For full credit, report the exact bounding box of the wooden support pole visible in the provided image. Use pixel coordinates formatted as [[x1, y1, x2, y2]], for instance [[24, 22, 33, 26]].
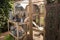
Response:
[[8, 20, 9, 32], [29, 0, 33, 40], [16, 23, 19, 40]]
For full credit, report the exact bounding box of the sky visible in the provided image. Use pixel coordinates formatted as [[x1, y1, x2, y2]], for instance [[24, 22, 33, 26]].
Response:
[[16, 0, 44, 9], [20, 0, 29, 9]]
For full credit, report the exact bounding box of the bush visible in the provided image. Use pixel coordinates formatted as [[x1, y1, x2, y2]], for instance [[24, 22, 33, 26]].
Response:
[[4, 35, 14, 40], [0, 0, 13, 32]]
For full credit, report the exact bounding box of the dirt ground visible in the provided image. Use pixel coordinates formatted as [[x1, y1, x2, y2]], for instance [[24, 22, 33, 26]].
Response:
[[0, 32, 9, 40]]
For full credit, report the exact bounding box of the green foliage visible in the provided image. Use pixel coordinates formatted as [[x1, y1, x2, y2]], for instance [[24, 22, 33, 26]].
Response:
[[4, 35, 14, 40], [47, 0, 55, 4], [0, 0, 13, 32]]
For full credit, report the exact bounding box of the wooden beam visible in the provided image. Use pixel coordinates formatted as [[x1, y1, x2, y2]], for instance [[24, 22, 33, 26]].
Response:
[[29, 0, 33, 40]]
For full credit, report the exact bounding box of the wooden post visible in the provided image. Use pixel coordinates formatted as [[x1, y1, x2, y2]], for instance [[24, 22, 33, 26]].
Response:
[[29, 0, 33, 40], [8, 20, 9, 32], [16, 23, 19, 40], [43, 4, 46, 40]]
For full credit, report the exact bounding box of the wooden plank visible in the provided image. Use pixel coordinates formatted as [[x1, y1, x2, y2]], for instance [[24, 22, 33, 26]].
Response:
[[9, 32, 26, 39], [9, 32, 17, 39], [8, 20, 27, 25], [33, 14, 39, 16], [29, 0, 33, 40]]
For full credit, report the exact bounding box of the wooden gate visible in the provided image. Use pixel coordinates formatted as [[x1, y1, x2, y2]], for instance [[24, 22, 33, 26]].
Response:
[[45, 3, 60, 40]]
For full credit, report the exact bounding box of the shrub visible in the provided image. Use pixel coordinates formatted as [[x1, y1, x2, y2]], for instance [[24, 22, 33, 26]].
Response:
[[4, 35, 14, 40], [0, 0, 13, 32]]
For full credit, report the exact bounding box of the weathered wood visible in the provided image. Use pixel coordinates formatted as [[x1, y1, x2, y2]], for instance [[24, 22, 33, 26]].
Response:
[[29, 0, 33, 40], [8, 20, 27, 40], [45, 3, 60, 40]]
